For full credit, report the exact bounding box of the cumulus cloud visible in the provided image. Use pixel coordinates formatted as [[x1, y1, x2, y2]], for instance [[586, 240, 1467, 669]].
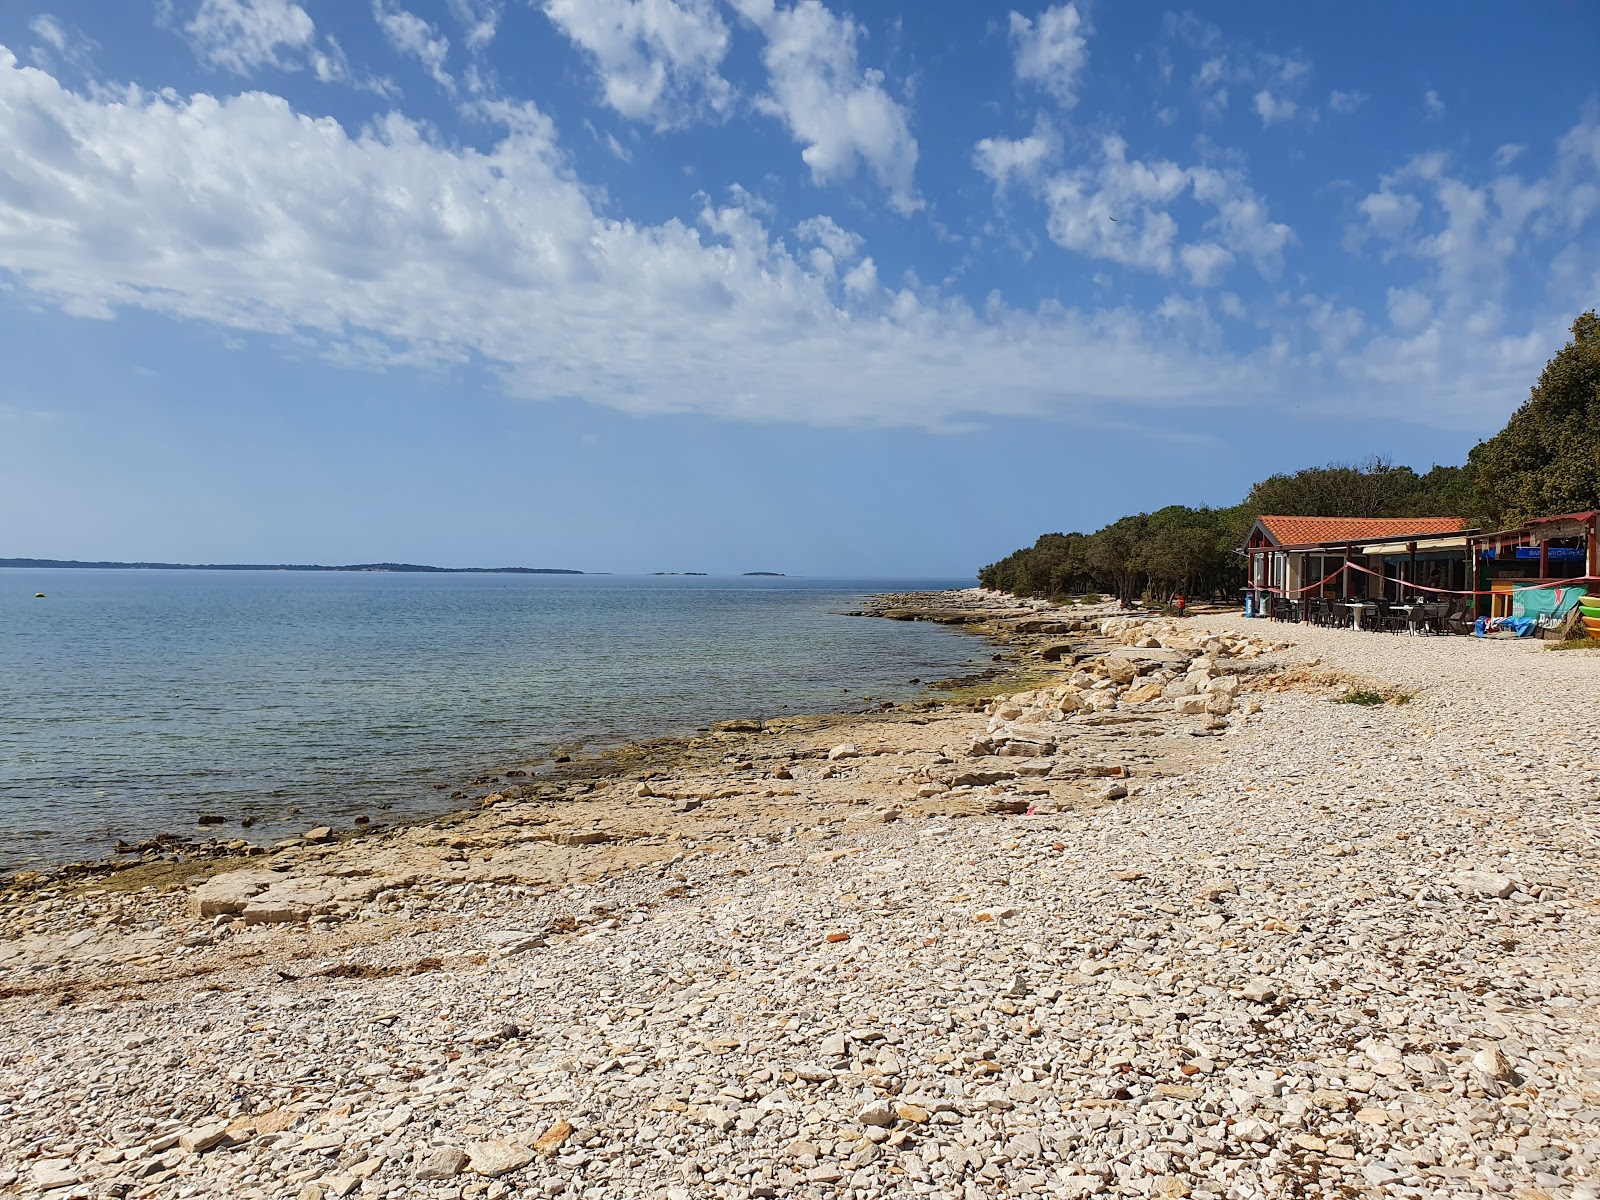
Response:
[[1008, 4, 1088, 107], [735, 0, 920, 215], [542, 0, 731, 128], [181, 0, 315, 74], [973, 118, 1058, 191], [1252, 89, 1296, 126], [1423, 88, 1445, 118], [1019, 135, 1290, 280], [373, 1, 454, 91], [1352, 188, 1422, 246], [1179, 242, 1233, 287]]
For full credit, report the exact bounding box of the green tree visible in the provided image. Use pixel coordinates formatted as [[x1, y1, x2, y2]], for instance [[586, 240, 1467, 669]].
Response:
[[1468, 311, 1600, 526]]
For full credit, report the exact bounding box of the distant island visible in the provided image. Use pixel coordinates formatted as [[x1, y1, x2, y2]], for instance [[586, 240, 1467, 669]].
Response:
[[742, 572, 785, 576], [649, 571, 708, 576], [1, 558, 583, 574]]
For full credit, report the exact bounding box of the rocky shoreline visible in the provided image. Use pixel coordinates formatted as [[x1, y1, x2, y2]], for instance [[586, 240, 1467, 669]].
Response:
[[3, 592, 1598, 1199]]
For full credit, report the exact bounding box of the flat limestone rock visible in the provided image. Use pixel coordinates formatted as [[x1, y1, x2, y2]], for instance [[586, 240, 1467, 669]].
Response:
[[1105, 647, 1191, 667], [189, 870, 280, 918], [242, 880, 335, 924], [32, 1159, 81, 1190], [414, 1147, 468, 1181], [467, 1139, 533, 1178]]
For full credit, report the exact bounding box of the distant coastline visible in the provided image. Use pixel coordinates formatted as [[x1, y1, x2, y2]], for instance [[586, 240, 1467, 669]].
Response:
[[0, 558, 583, 574]]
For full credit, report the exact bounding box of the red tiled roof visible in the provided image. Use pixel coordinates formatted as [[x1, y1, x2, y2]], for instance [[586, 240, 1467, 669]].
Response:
[[1255, 515, 1470, 548]]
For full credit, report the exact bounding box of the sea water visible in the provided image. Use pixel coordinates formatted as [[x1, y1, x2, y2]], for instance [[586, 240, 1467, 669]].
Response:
[[0, 570, 986, 869]]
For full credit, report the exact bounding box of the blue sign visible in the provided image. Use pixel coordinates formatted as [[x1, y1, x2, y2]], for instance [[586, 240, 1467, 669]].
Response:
[[1479, 546, 1583, 560]]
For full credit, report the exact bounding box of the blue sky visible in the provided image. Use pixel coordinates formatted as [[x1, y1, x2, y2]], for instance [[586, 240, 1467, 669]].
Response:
[[1, 1, 1596, 575]]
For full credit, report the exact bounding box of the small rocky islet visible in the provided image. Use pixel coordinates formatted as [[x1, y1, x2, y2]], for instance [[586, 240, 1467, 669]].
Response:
[[2, 590, 1598, 1199]]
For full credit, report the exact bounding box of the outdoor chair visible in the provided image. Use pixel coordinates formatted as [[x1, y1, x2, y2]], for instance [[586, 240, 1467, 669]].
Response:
[[1423, 602, 1448, 634]]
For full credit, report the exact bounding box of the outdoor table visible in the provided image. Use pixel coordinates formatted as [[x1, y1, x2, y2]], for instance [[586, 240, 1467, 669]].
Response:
[[1342, 602, 1376, 629]]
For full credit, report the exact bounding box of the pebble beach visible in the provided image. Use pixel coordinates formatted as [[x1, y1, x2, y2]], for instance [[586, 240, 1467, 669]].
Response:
[[3, 594, 1599, 1200]]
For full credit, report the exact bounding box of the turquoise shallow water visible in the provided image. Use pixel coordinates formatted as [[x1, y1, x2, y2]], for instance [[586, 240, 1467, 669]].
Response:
[[0, 571, 984, 869]]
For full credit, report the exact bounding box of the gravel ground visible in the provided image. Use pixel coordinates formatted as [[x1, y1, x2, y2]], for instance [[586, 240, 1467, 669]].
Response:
[[2, 610, 1597, 1200]]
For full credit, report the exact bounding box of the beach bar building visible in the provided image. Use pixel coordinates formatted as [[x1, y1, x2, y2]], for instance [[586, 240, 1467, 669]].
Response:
[[1467, 511, 1600, 618], [1243, 516, 1474, 616]]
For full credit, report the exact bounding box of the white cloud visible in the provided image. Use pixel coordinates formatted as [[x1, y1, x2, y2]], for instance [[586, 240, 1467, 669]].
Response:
[[1423, 88, 1445, 118], [1494, 143, 1525, 169], [795, 215, 862, 262], [1000, 135, 1289, 280], [29, 15, 67, 54], [181, 0, 314, 74], [1328, 88, 1366, 114], [1008, 4, 1088, 107], [374, 1, 454, 91], [542, 0, 730, 129], [1252, 89, 1296, 126], [736, 0, 920, 215], [1179, 241, 1233, 287], [1039, 136, 1189, 273], [1166, 15, 1312, 123], [1385, 286, 1432, 331], [973, 118, 1058, 190], [1303, 297, 1365, 360], [1353, 188, 1422, 245], [1189, 167, 1293, 276], [447, 0, 502, 51], [27, 13, 97, 76]]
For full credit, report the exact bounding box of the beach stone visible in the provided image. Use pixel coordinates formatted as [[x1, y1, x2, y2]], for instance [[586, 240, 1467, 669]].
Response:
[[31, 1160, 80, 1190], [415, 1147, 468, 1180], [1240, 977, 1276, 1003], [1452, 870, 1517, 899], [1474, 1047, 1516, 1081], [532, 1119, 574, 1155], [857, 1099, 896, 1127], [467, 1139, 533, 1178], [826, 744, 861, 760], [179, 1123, 230, 1153], [484, 930, 544, 957], [1172, 695, 1208, 716]]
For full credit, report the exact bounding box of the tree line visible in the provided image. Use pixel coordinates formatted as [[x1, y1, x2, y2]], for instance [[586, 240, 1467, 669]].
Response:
[[979, 310, 1600, 602]]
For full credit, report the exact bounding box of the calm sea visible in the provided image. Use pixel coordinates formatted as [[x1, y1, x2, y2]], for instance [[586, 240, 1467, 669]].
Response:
[[0, 570, 985, 870]]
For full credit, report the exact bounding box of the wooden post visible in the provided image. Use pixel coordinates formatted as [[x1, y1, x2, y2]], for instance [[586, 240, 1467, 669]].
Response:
[[1589, 516, 1599, 580], [1539, 539, 1549, 580]]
